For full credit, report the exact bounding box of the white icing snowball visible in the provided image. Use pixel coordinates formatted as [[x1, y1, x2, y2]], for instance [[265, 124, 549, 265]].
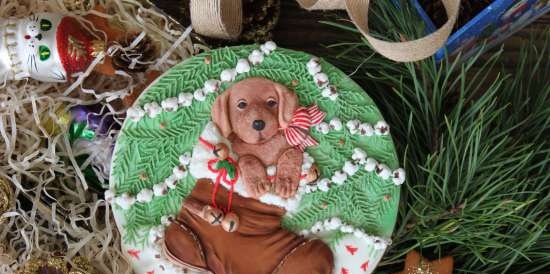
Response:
[[220, 68, 237, 82], [173, 165, 188, 179], [300, 229, 311, 236], [179, 152, 192, 166], [375, 121, 390, 135], [262, 41, 277, 54], [315, 122, 330, 134], [178, 92, 194, 107], [392, 168, 406, 185], [104, 188, 116, 202], [193, 89, 207, 101], [314, 73, 329, 88], [136, 188, 154, 203], [308, 65, 321, 76], [266, 165, 277, 177], [153, 183, 168, 196], [317, 178, 331, 192], [311, 222, 324, 233], [340, 224, 354, 233], [375, 163, 391, 179], [364, 158, 378, 172], [127, 106, 145, 122], [358, 123, 374, 136], [144, 102, 162, 118], [165, 175, 178, 189], [352, 148, 367, 164], [161, 215, 173, 226], [324, 217, 343, 230], [248, 50, 264, 65], [307, 57, 320, 69], [235, 59, 251, 74], [329, 117, 343, 131], [343, 161, 359, 176], [331, 171, 348, 185], [204, 79, 221, 93], [346, 120, 361, 134], [161, 97, 179, 112], [115, 193, 135, 210], [301, 160, 312, 171], [321, 85, 338, 101]]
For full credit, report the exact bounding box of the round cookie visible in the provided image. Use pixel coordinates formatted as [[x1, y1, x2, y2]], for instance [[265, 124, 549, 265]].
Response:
[[110, 42, 404, 274]]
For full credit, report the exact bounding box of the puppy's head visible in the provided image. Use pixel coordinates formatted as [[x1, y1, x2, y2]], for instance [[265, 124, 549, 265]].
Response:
[[212, 77, 298, 144]]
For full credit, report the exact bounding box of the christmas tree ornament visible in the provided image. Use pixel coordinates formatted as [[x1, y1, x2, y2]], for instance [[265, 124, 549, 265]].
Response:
[[0, 13, 107, 82], [0, 178, 14, 224], [393, 250, 454, 274]]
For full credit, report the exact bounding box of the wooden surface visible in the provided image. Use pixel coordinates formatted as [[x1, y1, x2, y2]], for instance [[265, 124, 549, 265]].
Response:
[[152, 0, 549, 61]]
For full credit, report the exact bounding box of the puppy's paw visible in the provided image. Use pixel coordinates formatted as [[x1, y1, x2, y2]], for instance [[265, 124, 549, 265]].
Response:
[[245, 178, 272, 198], [274, 176, 299, 198]]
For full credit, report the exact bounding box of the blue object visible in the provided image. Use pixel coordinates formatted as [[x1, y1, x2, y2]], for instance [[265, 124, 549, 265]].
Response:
[[409, 0, 550, 61]]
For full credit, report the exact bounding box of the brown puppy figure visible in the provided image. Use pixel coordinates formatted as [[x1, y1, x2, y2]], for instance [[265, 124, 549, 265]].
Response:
[[212, 77, 303, 199]]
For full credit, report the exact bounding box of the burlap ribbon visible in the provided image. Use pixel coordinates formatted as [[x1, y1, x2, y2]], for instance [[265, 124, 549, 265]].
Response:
[[190, 0, 460, 62]]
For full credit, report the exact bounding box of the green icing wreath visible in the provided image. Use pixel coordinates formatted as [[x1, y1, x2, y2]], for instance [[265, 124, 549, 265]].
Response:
[[110, 45, 400, 246]]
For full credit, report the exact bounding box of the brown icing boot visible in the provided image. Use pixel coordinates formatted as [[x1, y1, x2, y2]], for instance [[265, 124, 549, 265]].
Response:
[[271, 239, 334, 274], [163, 220, 211, 273]]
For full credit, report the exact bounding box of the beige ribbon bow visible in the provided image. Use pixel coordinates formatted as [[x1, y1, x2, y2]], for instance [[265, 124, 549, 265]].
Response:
[[190, 0, 460, 62]]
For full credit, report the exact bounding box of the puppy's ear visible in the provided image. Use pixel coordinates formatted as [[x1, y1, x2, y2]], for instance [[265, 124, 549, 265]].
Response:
[[212, 91, 232, 137], [274, 82, 298, 129]]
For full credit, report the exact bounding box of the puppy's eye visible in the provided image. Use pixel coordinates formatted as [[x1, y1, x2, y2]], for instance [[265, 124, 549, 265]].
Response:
[[267, 99, 277, 108], [237, 100, 247, 109]]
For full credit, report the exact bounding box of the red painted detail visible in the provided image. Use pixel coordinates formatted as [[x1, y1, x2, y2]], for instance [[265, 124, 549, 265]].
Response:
[[146, 271, 154, 274], [345, 245, 358, 255], [56, 16, 95, 75], [127, 249, 141, 260], [24, 35, 31, 40], [360, 261, 369, 272], [341, 267, 350, 274]]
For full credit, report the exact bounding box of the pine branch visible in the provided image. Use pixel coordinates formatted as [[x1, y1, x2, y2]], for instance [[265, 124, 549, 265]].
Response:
[[325, 1, 550, 273]]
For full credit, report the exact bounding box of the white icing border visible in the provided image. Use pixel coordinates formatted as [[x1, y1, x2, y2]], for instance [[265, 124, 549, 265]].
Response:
[[106, 152, 192, 209], [127, 41, 278, 122], [315, 117, 391, 136]]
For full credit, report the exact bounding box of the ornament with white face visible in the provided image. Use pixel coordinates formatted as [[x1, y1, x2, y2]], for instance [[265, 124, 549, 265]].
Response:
[[1, 13, 100, 82]]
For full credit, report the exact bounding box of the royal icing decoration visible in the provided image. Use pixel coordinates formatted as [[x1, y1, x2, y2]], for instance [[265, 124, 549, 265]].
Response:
[[127, 41, 278, 122], [307, 57, 339, 101], [107, 151, 192, 208]]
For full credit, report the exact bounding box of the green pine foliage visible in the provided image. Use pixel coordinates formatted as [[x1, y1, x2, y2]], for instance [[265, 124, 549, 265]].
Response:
[[325, 1, 549, 273]]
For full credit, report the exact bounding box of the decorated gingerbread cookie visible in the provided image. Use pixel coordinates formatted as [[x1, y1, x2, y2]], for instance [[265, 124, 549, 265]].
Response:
[[109, 42, 405, 274]]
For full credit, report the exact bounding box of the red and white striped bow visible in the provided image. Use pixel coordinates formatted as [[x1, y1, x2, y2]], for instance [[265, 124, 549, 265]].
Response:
[[283, 105, 326, 151]]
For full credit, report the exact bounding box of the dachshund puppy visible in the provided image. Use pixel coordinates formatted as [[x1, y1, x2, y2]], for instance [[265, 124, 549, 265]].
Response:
[[212, 77, 303, 199]]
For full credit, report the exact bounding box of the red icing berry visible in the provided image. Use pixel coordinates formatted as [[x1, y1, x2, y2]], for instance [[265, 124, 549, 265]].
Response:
[[24, 35, 31, 40]]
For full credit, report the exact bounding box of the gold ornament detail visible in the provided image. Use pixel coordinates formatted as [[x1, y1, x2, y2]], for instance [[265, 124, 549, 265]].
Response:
[[14, 256, 100, 274], [0, 178, 14, 224], [67, 36, 87, 61], [90, 40, 106, 57]]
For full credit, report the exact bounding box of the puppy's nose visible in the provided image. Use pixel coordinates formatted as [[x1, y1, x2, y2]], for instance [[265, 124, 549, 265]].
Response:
[[252, 120, 266, 131]]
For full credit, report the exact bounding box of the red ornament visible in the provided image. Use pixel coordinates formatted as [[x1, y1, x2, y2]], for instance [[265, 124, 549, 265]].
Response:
[[56, 16, 96, 75]]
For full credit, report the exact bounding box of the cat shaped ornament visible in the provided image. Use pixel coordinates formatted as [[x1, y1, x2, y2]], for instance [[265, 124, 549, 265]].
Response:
[[0, 13, 105, 82]]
